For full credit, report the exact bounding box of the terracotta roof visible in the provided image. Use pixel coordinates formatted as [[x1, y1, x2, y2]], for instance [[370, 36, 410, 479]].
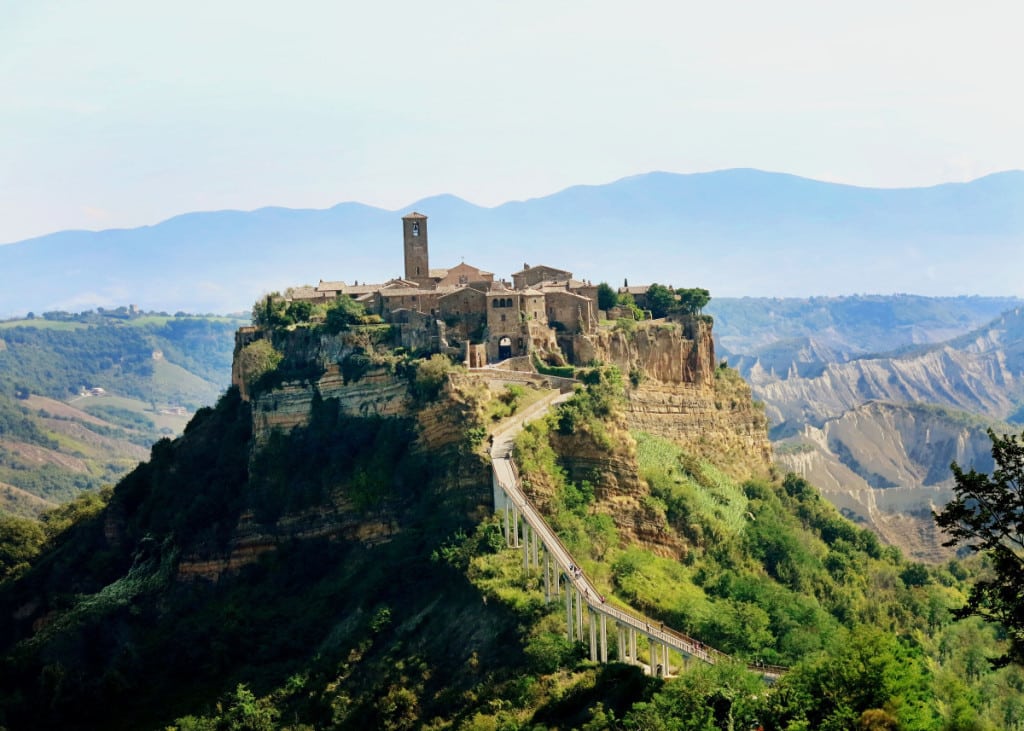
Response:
[[402, 211, 428, 219], [520, 288, 544, 296], [429, 268, 449, 278]]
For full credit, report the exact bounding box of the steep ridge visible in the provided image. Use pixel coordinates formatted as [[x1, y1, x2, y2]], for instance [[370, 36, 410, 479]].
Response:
[[775, 401, 1002, 561], [753, 307, 1024, 433], [573, 317, 772, 480]]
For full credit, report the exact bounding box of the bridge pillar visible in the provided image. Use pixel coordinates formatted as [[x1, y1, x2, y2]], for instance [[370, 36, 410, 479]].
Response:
[[649, 637, 656, 676], [629, 627, 637, 662], [532, 530, 540, 568], [576, 588, 584, 639], [600, 613, 608, 663], [522, 523, 529, 572], [543, 553, 550, 602], [589, 610, 598, 662], [565, 582, 573, 642], [617, 624, 626, 661], [504, 502, 511, 546], [512, 507, 520, 547]]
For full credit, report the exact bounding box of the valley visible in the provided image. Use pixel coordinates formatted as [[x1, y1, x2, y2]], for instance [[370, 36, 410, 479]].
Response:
[[712, 297, 1024, 561]]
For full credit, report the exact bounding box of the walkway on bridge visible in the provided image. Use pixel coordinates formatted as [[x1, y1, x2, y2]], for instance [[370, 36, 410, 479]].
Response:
[[487, 389, 785, 681]]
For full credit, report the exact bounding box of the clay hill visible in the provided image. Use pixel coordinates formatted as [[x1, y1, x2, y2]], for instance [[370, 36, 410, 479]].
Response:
[[712, 298, 1024, 562]]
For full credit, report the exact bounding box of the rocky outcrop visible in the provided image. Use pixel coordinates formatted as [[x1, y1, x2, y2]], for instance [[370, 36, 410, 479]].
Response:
[[235, 327, 413, 443], [251, 365, 409, 443], [573, 317, 715, 387], [574, 318, 771, 480], [176, 505, 399, 581]]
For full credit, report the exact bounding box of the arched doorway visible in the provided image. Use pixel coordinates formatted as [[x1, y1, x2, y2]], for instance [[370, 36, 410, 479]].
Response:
[[498, 336, 513, 360]]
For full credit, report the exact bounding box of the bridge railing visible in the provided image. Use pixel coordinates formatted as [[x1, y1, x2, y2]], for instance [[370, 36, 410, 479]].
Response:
[[496, 453, 786, 679]]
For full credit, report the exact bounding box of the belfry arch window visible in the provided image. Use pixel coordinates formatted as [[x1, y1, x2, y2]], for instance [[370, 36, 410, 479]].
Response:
[[412, 222, 419, 237]]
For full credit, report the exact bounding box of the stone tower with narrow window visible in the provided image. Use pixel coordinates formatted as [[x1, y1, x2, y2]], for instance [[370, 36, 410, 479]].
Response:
[[402, 212, 430, 288]]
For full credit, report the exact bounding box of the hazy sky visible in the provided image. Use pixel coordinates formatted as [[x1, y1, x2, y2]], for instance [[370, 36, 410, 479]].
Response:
[[2, 0, 1021, 243]]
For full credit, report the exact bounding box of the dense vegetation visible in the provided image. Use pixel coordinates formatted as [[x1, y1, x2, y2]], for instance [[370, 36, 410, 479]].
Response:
[[0, 313, 241, 405], [0, 311, 243, 515], [936, 428, 1024, 666], [0, 344, 1022, 728]]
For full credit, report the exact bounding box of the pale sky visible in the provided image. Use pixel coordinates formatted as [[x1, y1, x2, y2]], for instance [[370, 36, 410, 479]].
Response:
[[1, 0, 1022, 244]]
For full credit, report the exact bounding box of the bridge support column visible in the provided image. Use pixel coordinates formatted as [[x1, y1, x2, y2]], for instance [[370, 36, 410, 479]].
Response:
[[543, 553, 550, 602], [576, 588, 584, 639], [600, 614, 608, 663], [629, 627, 637, 662], [512, 507, 520, 547], [589, 610, 598, 662], [532, 530, 540, 568], [617, 625, 625, 661], [522, 523, 529, 572], [649, 637, 657, 676], [565, 582, 574, 642]]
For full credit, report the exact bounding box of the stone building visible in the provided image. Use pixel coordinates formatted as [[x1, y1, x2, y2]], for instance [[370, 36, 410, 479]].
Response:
[[283, 212, 602, 365]]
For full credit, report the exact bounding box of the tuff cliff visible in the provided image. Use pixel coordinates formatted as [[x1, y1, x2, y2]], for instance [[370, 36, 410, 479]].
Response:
[[573, 317, 772, 480], [173, 326, 489, 581]]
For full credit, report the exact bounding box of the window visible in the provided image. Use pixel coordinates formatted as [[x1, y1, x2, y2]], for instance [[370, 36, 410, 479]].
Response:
[[412, 222, 419, 237]]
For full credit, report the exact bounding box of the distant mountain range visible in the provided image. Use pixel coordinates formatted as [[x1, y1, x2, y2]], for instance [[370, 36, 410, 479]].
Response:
[[1, 168, 1022, 317]]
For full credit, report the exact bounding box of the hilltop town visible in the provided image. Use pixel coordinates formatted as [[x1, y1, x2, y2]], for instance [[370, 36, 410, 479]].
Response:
[[283, 213, 627, 366]]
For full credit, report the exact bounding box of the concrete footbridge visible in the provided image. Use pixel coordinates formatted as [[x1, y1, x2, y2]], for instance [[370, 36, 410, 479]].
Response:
[[488, 390, 785, 681]]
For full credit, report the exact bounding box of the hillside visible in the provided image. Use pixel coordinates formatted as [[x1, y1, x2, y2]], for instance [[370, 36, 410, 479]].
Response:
[[2, 169, 1023, 317], [0, 318, 1021, 729], [713, 301, 1024, 561], [0, 312, 244, 513]]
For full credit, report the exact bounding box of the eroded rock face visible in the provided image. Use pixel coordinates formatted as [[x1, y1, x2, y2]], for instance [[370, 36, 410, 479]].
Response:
[[574, 318, 715, 387], [176, 506, 399, 581], [575, 319, 772, 480], [251, 365, 410, 443], [235, 328, 413, 443]]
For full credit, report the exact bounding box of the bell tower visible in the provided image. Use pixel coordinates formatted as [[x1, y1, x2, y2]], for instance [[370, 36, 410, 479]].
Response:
[[402, 212, 430, 288]]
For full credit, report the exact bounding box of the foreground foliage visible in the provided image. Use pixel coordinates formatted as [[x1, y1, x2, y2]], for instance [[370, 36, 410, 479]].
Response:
[[936, 428, 1024, 666]]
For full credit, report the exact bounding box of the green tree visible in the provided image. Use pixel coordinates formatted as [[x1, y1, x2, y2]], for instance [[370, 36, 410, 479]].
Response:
[[236, 339, 283, 392], [645, 283, 676, 319], [322, 295, 366, 334], [251, 293, 292, 328], [675, 287, 711, 315], [0, 512, 46, 580], [411, 354, 454, 402], [596, 282, 618, 311], [935, 428, 1024, 665], [285, 299, 313, 323]]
